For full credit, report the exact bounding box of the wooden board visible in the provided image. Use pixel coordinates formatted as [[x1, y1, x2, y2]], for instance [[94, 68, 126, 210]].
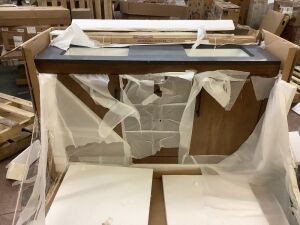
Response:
[[0, 93, 34, 143], [72, 19, 235, 31], [162, 175, 269, 225], [0, 130, 32, 161], [46, 164, 153, 225]]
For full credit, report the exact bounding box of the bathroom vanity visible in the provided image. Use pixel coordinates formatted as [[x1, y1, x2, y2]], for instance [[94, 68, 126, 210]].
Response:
[[33, 43, 280, 160]]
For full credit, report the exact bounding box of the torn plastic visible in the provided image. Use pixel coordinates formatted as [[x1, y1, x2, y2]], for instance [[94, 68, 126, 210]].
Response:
[[6, 140, 41, 181], [187, 79, 299, 225], [179, 70, 250, 162], [120, 73, 194, 158], [251, 76, 277, 100], [50, 23, 100, 50], [71, 74, 140, 140], [13, 69, 300, 225], [192, 26, 206, 49]]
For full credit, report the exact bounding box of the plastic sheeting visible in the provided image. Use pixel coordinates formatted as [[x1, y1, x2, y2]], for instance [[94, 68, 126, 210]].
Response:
[[179, 70, 249, 162], [13, 70, 300, 225], [200, 80, 299, 224]]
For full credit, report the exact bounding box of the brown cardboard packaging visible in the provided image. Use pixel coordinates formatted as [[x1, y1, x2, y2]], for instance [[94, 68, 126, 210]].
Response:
[[1, 26, 51, 51], [0, 6, 71, 26], [274, 0, 300, 13], [208, 0, 240, 23], [259, 9, 289, 35], [119, 0, 188, 17]]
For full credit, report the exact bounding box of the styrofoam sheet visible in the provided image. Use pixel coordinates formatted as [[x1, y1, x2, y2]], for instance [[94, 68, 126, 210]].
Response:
[[162, 175, 269, 225], [46, 164, 153, 225], [72, 19, 235, 31]]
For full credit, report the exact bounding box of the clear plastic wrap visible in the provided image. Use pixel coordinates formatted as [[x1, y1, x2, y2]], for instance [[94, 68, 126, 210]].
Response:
[[11, 70, 300, 225]]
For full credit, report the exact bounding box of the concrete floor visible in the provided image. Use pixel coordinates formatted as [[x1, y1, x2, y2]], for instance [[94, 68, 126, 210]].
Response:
[[0, 157, 19, 225], [0, 111, 299, 225]]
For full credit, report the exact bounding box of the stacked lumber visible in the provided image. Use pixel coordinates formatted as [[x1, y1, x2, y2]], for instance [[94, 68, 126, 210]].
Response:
[[0, 93, 34, 161]]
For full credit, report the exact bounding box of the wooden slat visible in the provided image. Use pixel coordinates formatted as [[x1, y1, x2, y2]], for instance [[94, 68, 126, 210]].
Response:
[[0, 116, 17, 127], [38, 0, 48, 6], [61, 0, 68, 8], [294, 70, 300, 79], [104, 0, 113, 19], [0, 93, 32, 112], [22, 28, 52, 115], [87, 0, 94, 18], [283, 48, 300, 81], [290, 81, 300, 92], [70, 0, 76, 9], [94, 0, 102, 19], [0, 95, 34, 143], [291, 75, 300, 86], [79, 0, 85, 8], [0, 118, 34, 143], [52, 0, 58, 6], [0, 131, 32, 162], [0, 102, 34, 119]]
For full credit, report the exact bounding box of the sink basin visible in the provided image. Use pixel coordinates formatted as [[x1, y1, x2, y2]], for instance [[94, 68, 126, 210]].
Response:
[[65, 47, 129, 56], [185, 48, 250, 57]]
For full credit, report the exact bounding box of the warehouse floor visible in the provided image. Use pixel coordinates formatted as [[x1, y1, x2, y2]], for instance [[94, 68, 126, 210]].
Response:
[[0, 111, 299, 225]]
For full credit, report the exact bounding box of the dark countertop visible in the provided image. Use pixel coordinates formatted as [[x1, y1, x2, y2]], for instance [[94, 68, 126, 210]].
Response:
[[35, 44, 281, 75]]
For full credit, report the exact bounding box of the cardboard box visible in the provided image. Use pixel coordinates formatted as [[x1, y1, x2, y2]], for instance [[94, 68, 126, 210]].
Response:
[[0, 6, 71, 26], [208, 0, 240, 23], [259, 9, 289, 35], [1, 26, 51, 51], [274, 0, 300, 14], [119, 0, 188, 17]]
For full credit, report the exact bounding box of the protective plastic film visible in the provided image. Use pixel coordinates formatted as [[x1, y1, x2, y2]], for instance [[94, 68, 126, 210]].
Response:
[[12, 70, 300, 225]]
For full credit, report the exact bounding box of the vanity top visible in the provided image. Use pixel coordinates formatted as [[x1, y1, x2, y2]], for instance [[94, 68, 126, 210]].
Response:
[[35, 44, 281, 74]]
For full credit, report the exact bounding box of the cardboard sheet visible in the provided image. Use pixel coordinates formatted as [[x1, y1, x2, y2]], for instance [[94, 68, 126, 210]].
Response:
[[46, 164, 153, 225], [162, 175, 269, 225]]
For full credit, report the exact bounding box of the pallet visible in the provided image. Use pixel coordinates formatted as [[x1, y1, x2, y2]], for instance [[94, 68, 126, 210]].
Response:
[[0, 93, 34, 145], [291, 66, 300, 103], [0, 129, 32, 161]]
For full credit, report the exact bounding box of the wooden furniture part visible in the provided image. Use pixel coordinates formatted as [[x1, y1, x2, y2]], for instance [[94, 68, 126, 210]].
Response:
[[0, 93, 34, 161]]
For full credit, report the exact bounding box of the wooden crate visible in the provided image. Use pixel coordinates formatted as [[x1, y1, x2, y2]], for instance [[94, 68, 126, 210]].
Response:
[[0, 93, 34, 161], [291, 66, 300, 102]]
